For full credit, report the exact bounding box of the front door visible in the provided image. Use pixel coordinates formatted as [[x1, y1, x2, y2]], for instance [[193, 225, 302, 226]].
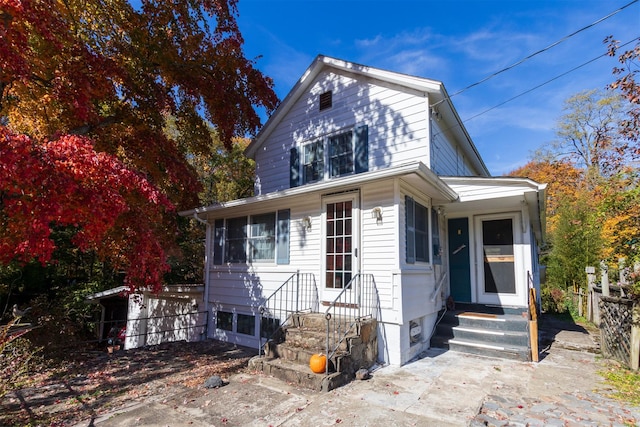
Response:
[[448, 218, 471, 302], [323, 194, 359, 302], [476, 214, 521, 306]]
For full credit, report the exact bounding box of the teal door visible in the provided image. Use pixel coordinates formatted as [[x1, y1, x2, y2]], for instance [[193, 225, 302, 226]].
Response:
[[448, 218, 471, 302]]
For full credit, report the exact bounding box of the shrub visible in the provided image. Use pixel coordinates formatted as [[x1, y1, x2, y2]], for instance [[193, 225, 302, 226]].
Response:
[[541, 286, 568, 313], [0, 320, 41, 398]]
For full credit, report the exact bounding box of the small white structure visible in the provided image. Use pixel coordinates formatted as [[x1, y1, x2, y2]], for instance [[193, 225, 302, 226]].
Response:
[[179, 56, 546, 366], [86, 284, 206, 350]]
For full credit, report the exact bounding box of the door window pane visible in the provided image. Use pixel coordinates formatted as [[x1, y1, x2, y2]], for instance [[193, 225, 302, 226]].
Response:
[[325, 201, 354, 289], [482, 219, 516, 294]]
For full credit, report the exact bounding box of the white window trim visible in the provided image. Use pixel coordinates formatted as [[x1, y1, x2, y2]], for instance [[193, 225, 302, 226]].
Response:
[[214, 210, 290, 265]]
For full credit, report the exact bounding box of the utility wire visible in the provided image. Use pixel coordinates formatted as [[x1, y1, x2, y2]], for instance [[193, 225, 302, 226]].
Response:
[[461, 37, 638, 124], [437, 0, 639, 104], [432, 37, 638, 139]]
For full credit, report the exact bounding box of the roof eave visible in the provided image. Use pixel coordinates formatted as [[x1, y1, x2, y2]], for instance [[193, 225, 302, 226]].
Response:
[[179, 161, 458, 219]]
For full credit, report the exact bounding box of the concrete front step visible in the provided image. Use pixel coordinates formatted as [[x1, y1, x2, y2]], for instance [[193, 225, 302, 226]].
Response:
[[447, 339, 531, 361], [431, 306, 532, 361], [434, 324, 530, 348], [450, 311, 529, 332]]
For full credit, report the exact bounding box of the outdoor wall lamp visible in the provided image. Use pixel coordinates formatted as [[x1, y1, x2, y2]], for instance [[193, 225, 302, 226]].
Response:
[[371, 206, 383, 223], [301, 216, 312, 230]]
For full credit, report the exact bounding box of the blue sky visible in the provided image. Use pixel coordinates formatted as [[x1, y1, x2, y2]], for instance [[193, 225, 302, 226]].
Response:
[[236, 0, 639, 175]]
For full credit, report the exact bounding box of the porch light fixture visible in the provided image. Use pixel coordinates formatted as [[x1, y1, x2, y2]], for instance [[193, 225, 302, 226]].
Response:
[[371, 206, 383, 223], [301, 216, 312, 230]]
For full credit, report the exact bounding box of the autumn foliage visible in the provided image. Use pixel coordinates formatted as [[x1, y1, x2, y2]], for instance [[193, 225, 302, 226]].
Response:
[[0, 128, 174, 290], [0, 0, 278, 291]]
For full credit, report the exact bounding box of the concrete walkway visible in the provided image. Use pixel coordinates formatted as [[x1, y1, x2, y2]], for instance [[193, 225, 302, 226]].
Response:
[[84, 316, 640, 427]]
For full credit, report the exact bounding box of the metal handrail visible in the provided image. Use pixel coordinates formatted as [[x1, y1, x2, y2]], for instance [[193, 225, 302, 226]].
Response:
[[258, 271, 318, 356], [324, 273, 378, 373]]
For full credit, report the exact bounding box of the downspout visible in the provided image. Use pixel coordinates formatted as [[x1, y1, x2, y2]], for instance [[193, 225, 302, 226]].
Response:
[[193, 211, 211, 341]]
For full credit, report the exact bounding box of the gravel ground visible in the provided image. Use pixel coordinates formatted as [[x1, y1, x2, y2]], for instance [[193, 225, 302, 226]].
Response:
[[0, 340, 256, 426]]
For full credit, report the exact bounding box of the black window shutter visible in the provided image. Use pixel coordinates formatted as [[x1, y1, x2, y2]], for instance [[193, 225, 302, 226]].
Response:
[[290, 147, 300, 188], [354, 124, 369, 174], [405, 196, 416, 264]]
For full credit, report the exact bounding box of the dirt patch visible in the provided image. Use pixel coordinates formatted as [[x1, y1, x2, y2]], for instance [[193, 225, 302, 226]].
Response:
[[0, 340, 256, 426]]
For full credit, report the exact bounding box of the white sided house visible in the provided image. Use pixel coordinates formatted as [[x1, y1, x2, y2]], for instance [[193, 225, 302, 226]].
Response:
[[180, 55, 546, 373]]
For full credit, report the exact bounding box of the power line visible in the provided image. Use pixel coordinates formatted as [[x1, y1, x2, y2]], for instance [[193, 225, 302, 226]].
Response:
[[461, 37, 638, 124], [432, 37, 638, 141], [438, 0, 639, 103]]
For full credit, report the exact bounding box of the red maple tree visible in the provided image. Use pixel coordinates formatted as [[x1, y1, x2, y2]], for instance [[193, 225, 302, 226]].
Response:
[[0, 0, 278, 292]]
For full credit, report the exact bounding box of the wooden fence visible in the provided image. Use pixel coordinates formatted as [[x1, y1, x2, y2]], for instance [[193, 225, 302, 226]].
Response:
[[582, 259, 640, 370]]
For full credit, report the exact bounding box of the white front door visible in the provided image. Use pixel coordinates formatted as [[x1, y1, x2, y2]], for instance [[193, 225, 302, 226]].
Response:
[[475, 213, 523, 306], [322, 193, 359, 303]]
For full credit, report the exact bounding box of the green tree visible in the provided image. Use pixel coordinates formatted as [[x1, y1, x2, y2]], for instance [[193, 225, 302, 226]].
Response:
[[545, 193, 603, 291], [546, 89, 628, 185]]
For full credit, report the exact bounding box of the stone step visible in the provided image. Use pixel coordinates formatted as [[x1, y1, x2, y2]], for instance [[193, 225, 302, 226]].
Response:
[[248, 355, 354, 392], [290, 312, 359, 334], [252, 314, 378, 391], [282, 327, 354, 353]]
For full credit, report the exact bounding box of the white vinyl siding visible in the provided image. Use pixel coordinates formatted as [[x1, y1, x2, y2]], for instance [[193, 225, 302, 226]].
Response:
[[430, 120, 475, 176], [253, 70, 430, 195], [359, 180, 396, 310]]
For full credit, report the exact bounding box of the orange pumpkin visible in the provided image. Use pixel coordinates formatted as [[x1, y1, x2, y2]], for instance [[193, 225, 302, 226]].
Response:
[[309, 353, 327, 373]]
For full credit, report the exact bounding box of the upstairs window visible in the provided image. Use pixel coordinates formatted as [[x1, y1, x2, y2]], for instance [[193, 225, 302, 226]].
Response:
[[329, 131, 353, 177], [303, 140, 324, 184], [406, 196, 430, 264], [290, 124, 368, 187]]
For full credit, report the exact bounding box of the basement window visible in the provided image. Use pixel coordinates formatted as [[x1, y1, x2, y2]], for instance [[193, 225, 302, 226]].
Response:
[[237, 314, 256, 336], [216, 311, 233, 332], [319, 91, 332, 111]]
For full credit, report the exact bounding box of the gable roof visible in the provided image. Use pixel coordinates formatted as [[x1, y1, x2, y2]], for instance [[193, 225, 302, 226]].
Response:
[[245, 55, 489, 177]]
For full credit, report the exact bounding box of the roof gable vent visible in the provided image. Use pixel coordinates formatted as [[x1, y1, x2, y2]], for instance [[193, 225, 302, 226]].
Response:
[[319, 91, 332, 111]]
